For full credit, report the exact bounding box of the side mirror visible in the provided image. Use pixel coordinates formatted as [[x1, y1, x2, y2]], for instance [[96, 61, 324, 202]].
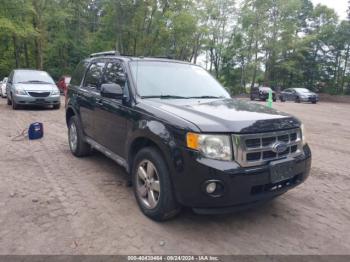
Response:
[[101, 83, 123, 99]]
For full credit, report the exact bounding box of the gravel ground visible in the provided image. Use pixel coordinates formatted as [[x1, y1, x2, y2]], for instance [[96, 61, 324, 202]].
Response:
[[0, 97, 349, 255]]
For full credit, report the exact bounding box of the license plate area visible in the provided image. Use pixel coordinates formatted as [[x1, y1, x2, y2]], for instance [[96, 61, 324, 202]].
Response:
[[270, 158, 296, 184], [35, 98, 45, 103]]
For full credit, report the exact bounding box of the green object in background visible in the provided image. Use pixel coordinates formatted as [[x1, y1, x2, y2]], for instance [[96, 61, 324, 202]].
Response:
[[267, 89, 273, 108]]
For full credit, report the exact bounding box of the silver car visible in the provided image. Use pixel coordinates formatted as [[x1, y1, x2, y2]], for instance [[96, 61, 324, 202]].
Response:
[[6, 69, 61, 110], [279, 88, 319, 104], [1, 77, 8, 98]]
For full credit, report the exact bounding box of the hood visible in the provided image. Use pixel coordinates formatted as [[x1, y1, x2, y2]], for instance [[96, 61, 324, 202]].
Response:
[[14, 83, 57, 92], [142, 98, 300, 133]]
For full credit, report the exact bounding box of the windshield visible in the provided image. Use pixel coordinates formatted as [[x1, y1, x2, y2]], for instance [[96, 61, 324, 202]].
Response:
[[260, 87, 272, 91], [294, 88, 311, 93], [14, 70, 55, 84], [129, 61, 230, 99]]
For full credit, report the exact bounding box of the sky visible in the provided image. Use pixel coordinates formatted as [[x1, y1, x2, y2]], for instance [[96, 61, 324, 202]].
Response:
[[311, 0, 349, 20]]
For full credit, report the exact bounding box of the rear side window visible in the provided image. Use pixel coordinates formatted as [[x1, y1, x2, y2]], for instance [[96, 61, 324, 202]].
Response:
[[71, 60, 89, 86], [84, 62, 106, 89]]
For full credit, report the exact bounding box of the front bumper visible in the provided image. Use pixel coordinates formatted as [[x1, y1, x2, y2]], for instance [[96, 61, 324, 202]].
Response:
[[13, 94, 60, 105], [300, 96, 319, 102], [171, 144, 311, 213]]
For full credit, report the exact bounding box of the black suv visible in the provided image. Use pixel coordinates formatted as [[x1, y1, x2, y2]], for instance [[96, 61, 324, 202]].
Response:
[[66, 51, 311, 221]]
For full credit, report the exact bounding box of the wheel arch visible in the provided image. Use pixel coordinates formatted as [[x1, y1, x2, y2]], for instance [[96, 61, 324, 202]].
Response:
[[128, 135, 170, 174], [66, 106, 77, 126]]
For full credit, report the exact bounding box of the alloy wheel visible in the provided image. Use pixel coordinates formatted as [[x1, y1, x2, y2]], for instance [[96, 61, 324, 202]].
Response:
[[69, 122, 78, 152], [136, 160, 161, 209]]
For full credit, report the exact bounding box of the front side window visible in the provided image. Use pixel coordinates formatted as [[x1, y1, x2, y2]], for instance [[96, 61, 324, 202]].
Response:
[[103, 62, 126, 85], [129, 61, 230, 99], [103, 61, 129, 99], [84, 62, 105, 89]]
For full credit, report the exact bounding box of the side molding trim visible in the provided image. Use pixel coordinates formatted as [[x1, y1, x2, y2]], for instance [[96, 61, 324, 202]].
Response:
[[86, 137, 129, 173]]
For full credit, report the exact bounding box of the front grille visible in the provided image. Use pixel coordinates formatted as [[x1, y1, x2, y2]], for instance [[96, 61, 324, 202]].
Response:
[[28, 92, 51, 97], [232, 128, 303, 167]]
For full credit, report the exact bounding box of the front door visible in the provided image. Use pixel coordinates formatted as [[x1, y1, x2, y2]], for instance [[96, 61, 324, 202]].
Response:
[[93, 61, 129, 158]]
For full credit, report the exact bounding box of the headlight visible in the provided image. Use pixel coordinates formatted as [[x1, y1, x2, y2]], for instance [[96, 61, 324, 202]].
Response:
[[51, 89, 60, 95], [15, 89, 27, 95], [301, 124, 307, 145], [187, 133, 232, 161]]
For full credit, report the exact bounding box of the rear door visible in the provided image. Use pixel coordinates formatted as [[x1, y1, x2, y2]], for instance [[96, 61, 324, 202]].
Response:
[[93, 60, 129, 158], [79, 60, 106, 138], [290, 89, 297, 100]]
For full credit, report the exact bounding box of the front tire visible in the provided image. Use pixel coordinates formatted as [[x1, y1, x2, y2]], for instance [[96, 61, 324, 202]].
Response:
[[12, 95, 19, 110], [53, 103, 61, 110], [295, 97, 301, 103], [7, 96, 12, 105], [132, 147, 180, 221], [68, 116, 91, 157]]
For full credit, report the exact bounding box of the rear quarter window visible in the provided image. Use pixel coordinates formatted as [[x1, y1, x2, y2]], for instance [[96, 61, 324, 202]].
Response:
[[70, 60, 90, 86]]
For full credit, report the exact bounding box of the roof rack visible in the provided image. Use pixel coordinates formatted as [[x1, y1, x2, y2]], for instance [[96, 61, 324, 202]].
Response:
[[151, 56, 174, 60], [90, 50, 120, 58]]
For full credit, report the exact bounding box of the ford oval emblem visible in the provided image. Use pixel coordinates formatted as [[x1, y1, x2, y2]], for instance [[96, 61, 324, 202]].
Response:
[[272, 142, 288, 154]]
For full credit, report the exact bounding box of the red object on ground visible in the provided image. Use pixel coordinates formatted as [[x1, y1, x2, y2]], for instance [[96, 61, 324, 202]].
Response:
[[57, 76, 71, 96]]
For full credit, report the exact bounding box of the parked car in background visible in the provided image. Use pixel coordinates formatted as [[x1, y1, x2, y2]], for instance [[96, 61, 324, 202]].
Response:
[[0, 77, 8, 98], [65, 51, 311, 221], [279, 88, 319, 104], [6, 69, 61, 110], [250, 86, 277, 102], [57, 75, 71, 95]]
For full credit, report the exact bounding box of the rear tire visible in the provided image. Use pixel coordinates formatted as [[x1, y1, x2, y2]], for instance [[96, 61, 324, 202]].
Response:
[[68, 116, 91, 157], [312, 101, 317, 104], [132, 147, 180, 221]]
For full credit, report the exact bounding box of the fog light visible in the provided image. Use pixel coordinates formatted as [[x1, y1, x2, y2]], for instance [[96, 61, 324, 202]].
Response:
[[206, 182, 217, 194]]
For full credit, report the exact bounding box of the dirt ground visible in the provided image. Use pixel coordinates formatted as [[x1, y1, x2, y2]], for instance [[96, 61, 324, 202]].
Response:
[[0, 97, 349, 255]]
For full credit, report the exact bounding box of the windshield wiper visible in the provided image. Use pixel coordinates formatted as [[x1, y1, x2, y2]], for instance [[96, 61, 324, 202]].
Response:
[[141, 95, 189, 99], [19, 80, 52, 84], [188, 96, 225, 99]]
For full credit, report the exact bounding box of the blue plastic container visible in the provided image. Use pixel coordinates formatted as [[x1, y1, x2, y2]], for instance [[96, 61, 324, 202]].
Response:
[[28, 122, 44, 140]]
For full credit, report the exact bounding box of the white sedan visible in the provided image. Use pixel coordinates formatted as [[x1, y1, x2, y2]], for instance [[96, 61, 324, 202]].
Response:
[[0, 77, 8, 98]]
